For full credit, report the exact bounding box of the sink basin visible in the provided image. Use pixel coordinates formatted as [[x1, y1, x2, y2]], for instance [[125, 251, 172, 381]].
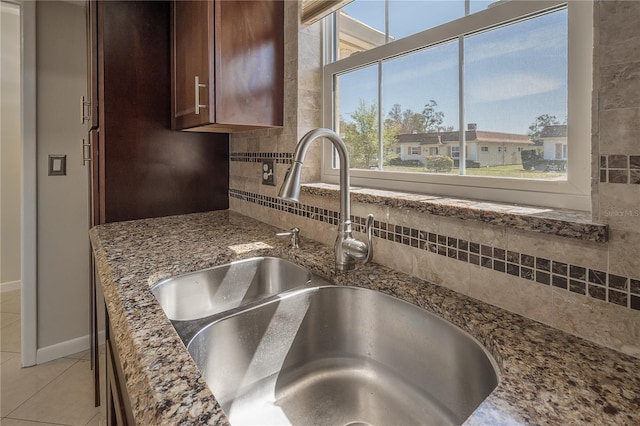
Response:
[[151, 257, 312, 321], [188, 285, 500, 426]]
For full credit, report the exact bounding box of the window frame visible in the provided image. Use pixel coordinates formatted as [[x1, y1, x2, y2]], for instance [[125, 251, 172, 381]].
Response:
[[321, 0, 593, 211]]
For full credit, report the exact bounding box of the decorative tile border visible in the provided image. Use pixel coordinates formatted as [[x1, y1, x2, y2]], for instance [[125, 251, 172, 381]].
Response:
[[231, 154, 609, 242], [230, 188, 640, 312], [600, 154, 640, 184], [230, 152, 293, 164]]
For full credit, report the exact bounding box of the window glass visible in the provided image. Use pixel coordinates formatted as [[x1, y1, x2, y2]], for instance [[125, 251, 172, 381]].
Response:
[[388, 0, 464, 40], [382, 41, 459, 172], [336, 0, 497, 60], [464, 9, 568, 179], [334, 7, 568, 179], [337, 1, 386, 59], [336, 64, 379, 169]]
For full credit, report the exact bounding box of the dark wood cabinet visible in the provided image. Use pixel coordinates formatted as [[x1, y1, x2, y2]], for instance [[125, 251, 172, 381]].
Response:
[[85, 1, 101, 408], [105, 307, 134, 426], [97, 0, 229, 223], [85, 0, 231, 412], [171, 0, 284, 132], [83, 0, 99, 131]]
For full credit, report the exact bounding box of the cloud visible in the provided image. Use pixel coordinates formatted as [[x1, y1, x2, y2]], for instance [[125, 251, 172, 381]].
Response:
[[467, 73, 563, 102], [466, 23, 566, 64]]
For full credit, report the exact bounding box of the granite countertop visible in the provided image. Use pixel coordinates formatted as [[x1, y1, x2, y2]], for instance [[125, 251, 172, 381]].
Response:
[[301, 183, 608, 243], [90, 210, 639, 425]]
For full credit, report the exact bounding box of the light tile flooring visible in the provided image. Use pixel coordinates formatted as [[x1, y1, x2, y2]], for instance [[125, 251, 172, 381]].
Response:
[[1, 290, 106, 425]]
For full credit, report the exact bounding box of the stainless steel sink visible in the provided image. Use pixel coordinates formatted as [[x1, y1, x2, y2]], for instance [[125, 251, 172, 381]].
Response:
[[151, 257, 312, 321], [188, 285, 500, 426]]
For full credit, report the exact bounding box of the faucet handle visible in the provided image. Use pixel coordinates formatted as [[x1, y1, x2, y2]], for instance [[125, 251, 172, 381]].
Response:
[[363, 214, 374, 264], [276, 227, 300, 249], [343, 214, 375, 266]]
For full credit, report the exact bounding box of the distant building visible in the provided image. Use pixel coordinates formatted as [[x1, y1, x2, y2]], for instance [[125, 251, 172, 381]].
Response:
[[395, 127, 533, 167], [336, 11, 392, 58], [539, 124, 567, 161]]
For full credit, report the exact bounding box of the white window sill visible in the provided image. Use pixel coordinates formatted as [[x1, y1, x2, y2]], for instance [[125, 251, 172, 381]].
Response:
[[301, 183, 608, 243]]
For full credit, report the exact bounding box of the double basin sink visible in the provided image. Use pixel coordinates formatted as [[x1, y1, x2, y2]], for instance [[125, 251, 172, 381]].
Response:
[[152, 257, 499, 425]]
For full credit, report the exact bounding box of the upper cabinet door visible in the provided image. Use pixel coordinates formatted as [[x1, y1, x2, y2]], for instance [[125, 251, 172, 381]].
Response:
[[171, 0, 284, 133], [214, 0, 284, 129], [171, 0, 212, 130]]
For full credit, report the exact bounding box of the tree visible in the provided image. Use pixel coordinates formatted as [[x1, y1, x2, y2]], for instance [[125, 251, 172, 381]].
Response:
[[386, 104, 425, 134], [341, 100, 451, 168], [385, 100, 451, 135], [341, 100, 398, 169], [528, 114, 560, 145], [421, 100, 447, 132]]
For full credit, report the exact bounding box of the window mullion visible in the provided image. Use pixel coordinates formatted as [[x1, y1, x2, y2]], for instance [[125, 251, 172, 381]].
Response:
[[384, 0, 390, 44], [332, 73, 338, 168], [378, 60, 383, 171], [381, 0, 388, 171], [458, 35, 466, 176]]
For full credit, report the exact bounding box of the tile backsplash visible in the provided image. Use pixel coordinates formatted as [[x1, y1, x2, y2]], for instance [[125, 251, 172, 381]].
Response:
[[230, 152, 293, 165], [599, 154, 640, 184], [230, 188, 639, 313]]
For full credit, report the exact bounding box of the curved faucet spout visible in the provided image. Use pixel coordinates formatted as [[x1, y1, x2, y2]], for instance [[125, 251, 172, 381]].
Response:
[[279, 128, 351, 222], [279, 128, 373, 272]]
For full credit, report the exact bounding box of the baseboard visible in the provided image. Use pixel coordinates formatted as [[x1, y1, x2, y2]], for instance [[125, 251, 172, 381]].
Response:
[[36, 329, 105, 364], [1, 280, 21, 292]]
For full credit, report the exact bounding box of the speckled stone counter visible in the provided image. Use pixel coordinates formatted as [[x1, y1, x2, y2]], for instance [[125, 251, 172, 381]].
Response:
[[90, 210, 638, 425], [301, 183, 608, 243]]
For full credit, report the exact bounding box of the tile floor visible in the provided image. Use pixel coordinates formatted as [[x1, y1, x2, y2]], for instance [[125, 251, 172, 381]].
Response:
[[1, 290, 106, 425]]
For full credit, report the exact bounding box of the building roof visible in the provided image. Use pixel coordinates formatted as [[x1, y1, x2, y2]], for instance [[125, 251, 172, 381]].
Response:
[[396, 130, 532, 145], [539, 124, 567, 138]]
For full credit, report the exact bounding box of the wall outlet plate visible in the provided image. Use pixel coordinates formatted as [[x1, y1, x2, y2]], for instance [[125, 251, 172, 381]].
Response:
[[262, 159, 275, 186]]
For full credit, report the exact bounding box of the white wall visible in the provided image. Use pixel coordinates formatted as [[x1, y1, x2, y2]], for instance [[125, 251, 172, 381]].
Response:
[[36, 1, 90, 354], [1, 2, 22, 289], [543, 138, 567, 160]]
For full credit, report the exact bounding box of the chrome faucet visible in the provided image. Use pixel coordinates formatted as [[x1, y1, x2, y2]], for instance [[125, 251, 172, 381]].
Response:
[[276, 227, 300, 248], [279, 128, 374, 271]]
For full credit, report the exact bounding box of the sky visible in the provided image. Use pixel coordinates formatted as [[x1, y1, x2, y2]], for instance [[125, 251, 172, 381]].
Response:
[[336, 0, 568, 135]]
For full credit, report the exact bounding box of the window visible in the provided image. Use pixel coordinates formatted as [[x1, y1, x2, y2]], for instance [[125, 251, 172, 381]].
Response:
[[323, 0, 592, 210], [410, 147, 420, 155], [556, 143, 568, 160]]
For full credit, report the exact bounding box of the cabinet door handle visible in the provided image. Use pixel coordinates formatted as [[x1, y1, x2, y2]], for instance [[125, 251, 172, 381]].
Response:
[[80, 95, 91, 124], [82, 138, 92, 166], [194, 76, 207, 115]]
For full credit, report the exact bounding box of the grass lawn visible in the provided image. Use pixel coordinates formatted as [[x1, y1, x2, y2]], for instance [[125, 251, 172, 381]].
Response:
[[381, 164, 567, 180]]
